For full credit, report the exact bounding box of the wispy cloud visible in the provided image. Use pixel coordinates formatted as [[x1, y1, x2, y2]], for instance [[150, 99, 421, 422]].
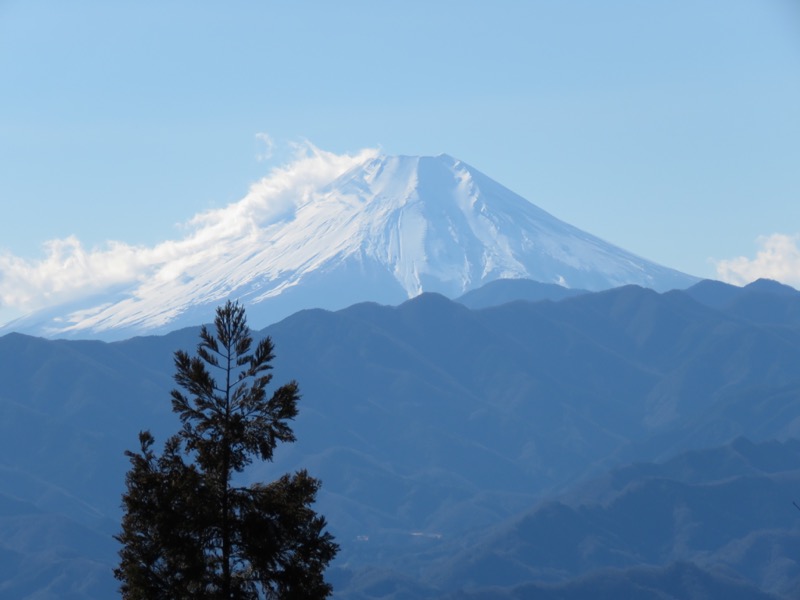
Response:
[[254, 132, 275, 162], [0, 142, 378, 325], [714, 233, 800, 287]]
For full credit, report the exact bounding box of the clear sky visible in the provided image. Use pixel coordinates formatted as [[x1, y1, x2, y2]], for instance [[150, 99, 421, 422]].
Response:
[[1, 0, 799, 325]]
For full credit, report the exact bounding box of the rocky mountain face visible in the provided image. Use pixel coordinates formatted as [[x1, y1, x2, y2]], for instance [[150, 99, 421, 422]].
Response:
[[2, 154, 696, 339]]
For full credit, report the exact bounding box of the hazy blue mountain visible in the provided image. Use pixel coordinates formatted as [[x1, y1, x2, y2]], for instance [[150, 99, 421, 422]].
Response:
[[683, 279, 743, 308], [444, 562, 783, 600], [0, 489, 115, 600], [0, 331, 192, 597], [455, 278, 588, 309], [431, 437, 800, 597], [1, 283, 800, 597], [686, 278, 800, 326]]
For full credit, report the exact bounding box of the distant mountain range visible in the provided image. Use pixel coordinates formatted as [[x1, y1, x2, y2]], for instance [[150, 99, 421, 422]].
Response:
[[1, 278, 799, 598], [1, 154, 697, 340], [433, 436, 800, 598]]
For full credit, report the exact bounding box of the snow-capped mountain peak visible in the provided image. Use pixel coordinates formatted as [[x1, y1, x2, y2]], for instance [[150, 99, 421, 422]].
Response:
[[3, 153, 697, 339]]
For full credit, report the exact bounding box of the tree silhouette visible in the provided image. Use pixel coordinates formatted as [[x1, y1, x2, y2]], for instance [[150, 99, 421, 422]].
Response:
[[115, 301, 338, 599]]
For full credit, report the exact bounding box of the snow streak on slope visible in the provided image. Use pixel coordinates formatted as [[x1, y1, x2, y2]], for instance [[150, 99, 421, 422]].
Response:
[[1, 152, 697, 339]]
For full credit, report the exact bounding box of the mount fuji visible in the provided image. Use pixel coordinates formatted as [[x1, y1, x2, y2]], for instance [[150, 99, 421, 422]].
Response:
[[4, 153, 697, 339]]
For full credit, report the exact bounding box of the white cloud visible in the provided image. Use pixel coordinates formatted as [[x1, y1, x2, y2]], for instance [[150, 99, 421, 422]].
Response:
[[714, 233, 800, 287], [188, 142, 376, 237], [254, 132, 275, 162], [0, 237, 156, 309], [0, 143, 378, 325]]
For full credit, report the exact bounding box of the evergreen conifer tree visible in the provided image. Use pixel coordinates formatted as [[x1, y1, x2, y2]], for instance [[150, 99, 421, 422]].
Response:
[[115, 301, 338, 599]]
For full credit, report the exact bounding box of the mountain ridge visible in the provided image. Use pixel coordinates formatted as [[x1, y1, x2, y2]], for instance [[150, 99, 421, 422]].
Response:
[[2, 282, 800, 597]]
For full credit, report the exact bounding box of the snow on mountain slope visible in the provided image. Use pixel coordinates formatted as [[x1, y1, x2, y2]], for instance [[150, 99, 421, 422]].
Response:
[[2, 153, 697, 339]]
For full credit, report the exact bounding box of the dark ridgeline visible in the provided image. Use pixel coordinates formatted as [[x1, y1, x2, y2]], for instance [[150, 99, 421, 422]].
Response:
[[0, 279, 799, 598]]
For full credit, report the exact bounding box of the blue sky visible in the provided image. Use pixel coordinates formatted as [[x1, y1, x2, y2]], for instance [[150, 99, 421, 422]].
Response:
[[1, 0, 799, 323]]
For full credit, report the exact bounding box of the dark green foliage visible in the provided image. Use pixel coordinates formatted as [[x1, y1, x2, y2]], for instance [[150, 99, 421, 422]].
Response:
[[115, 301, 338, 599], [114, 432, 210, 599]]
